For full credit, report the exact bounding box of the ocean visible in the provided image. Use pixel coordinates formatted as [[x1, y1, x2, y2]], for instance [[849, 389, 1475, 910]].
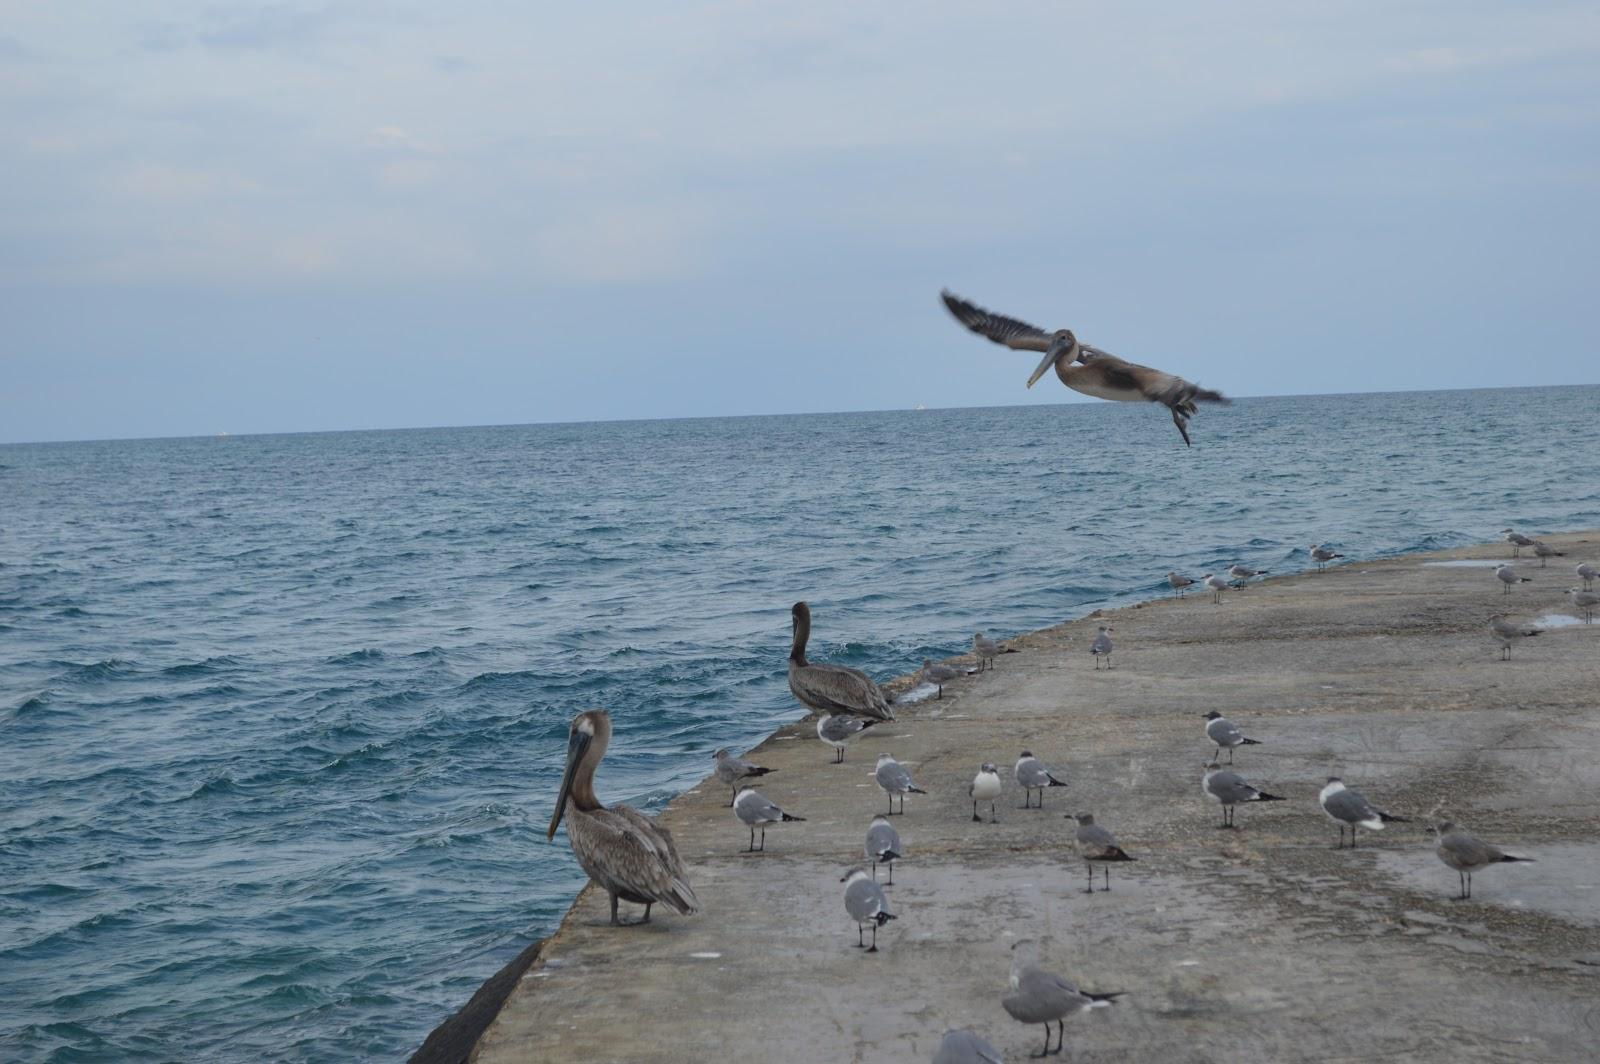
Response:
[[3, 386, 1598, 1062]]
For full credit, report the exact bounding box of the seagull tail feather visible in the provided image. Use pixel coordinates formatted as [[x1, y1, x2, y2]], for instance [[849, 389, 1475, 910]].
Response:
[[1045, 774, 1068, 786], [879, 849, 901, 861], [908, 785, 928, 794], [1379, 812, 1410, 823], [780, 813, 806, 822], [1254, 791, 1287, 802], [874, 911, 897, 925], [1239, 738, 1262, 745], [1499, 854, 1534, 863], [1085, 992, 1125, 1006], [1102, 847, 1136, 862]]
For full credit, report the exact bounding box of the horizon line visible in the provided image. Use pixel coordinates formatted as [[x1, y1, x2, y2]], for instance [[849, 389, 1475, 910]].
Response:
[[3, 380, 1596, 448]]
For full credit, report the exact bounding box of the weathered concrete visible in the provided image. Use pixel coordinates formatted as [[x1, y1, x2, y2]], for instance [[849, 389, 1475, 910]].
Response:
[[469, 533, 1600, 1063]]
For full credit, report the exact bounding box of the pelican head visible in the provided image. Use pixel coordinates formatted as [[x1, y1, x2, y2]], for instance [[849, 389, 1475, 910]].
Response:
[[1027, 329, 1078, 389], [548, 709, 611, 841]]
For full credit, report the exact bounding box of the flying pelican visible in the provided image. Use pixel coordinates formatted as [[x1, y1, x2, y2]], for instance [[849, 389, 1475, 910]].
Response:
[[547, 710, 700, 926], [941, 290, 1229, 446], [788, 602, 894, 721]]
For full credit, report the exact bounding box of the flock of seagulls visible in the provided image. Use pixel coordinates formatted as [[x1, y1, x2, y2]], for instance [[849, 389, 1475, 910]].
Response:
[[544, 528, 1592, 1057], [1489, 531, 1600, 661]]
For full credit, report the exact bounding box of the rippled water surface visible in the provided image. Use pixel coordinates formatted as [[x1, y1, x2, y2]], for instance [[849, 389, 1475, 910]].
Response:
[[3, 387, 1598, 1062]]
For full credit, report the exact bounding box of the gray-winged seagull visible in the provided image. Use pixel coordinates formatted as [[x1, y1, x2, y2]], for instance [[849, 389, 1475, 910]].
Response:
[[1318, 777, 1408, 848], [1433, 821, 1533, 899], [732, 787, 805, 853], [876, 752, 927, 815], [1070, 812, 1136, 893], [1015, 750, 1068, 809], [841, 867, 896, 951], [817, 712, 880, 763], [712, 747, 775, 807], [969, 763, 1003, 823], [1203, 710, 1260, 764], [865, 814, 902, 884], [1001, 940, 1122, 1058], [1203, 761, 1285, 828]]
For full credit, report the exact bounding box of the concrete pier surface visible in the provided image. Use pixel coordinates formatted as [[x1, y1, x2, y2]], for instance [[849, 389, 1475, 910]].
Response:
[[466, 533, 1600, 1063]]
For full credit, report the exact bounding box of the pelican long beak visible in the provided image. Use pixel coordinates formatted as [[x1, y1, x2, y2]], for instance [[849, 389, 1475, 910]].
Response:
[[1026, 339, 1072, 389], [547, 728, 591, 841]]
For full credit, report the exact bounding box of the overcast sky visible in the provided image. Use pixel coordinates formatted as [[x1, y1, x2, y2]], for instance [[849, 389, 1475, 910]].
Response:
[[3, 2, 1597, 443]]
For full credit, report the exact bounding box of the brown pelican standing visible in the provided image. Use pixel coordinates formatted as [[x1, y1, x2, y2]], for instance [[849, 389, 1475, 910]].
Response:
[[787, 602, 894, 721], [941, 290, 1229, 446], [547, 710, 700, 926]]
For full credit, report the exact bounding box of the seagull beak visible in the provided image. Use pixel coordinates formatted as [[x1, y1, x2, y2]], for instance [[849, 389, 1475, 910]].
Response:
[[1026, 338, 1073, 389], [547, 729, 591, 841]]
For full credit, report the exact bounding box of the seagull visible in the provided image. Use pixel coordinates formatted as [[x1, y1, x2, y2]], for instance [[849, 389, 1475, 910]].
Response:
[[1014, 750, 1068, 809], [876, 752, 928, 815], [969, 763, 1003, 823], [1089, 626, 1114, 669], [1494, 564, 1532, 595], [933, 1029, 1005, 1064], [1531, 540, 1564, 567], [1502, 528, 1536, 556], [1318, 778, 1408, 848], [1567, 587, 1600, 623], [1070, 812, 1135, 892], [1203, 710, 1260, 764], [787, 601, 894, 721], [941, 290, 1228, 446], [1309, 544, 1344, 571], [712, 748, 775, 807], [817, 713, 880, 763], [1202, 573, 1229, 604], [547, 710, 699, 926], [732, 788, 805, 853], [841, 867, 896, 951], [1228, 563, 1268, 587], [973, 632, 1008, 670], [1203, 761, 1285, 828], [1433, 821, 1533, 899], [1167, 571, 1196, 597], [865, 815, 902, 885], [1488, 614, 1541, 659], [1577, 562, 1597, 590], [1001, 940, 1123, 1058], [920, 658, 963, 699]]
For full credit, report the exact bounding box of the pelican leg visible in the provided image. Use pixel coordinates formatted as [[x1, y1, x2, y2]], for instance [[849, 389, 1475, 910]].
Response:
[[609, 893, 620, 926], [639, 902, 652, 924]]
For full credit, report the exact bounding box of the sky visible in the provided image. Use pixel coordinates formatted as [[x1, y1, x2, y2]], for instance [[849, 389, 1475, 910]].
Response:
[[2, 1, 1598, 443]]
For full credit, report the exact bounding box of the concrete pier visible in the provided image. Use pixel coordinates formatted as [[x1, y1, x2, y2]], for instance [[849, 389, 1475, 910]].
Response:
[[466, 533, 1600, 1063]]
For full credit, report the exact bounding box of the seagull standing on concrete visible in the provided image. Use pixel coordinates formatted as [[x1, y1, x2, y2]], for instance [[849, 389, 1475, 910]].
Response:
[[1089, 626, 1114, 669], [841, 867, 895, 951], [1568, 587, 1600, 623], [1501, 528, 1536, 556], [969, 763, 1003, 823], [712, 748, 775, 807], [1203, 710, 1260, 764], [1318, 778, 1409, 848], [1168, 571, 1196, 597], [1203, 762, 1285, 828], [1228, 563, 1268, 587], [1494, 564, 1531, 595], [1433, 821, 1533, 899], [732, 788, 805, 853], [864, 815, 902, 884], [933, 1029, 1005, 1064], [1488, 614, 1541, 659], [1001, 940, 1122, 1058], [1577, 562, 1597, 590], [876, 752, 927, 815], [1202, 573, 1229, 604], [973, 632, 1004, 670], [920, 658, 963, 699], [1070, 812, 1135, 892], [1309, 544, 1344, 571], [1015, 751, 1068, 809], [817, 713, 879, 763], [1531, 540, 1564, 567]]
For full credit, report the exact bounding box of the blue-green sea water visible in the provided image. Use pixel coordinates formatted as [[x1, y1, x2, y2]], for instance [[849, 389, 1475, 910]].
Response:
[[3, 387, 1598, 1062]]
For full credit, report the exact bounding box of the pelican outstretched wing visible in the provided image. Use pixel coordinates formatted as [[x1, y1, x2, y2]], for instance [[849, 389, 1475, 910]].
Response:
[[940, 290, 1054, 352]]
